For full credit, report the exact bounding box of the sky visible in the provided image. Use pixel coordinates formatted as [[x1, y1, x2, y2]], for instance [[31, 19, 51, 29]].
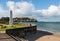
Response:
[[0, 0, 60, 22]]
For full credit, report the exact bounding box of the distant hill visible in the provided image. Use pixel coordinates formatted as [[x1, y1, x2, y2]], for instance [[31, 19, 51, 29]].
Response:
[[0, 17, 37, 23], [13, 17, 37, 22]]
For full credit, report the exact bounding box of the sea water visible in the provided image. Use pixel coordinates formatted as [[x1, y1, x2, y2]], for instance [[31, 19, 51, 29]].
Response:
[[20, 22, 60, 34]]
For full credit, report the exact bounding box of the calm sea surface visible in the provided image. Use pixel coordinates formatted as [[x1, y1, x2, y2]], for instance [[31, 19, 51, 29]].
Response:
[[20, 22, 60, 33]]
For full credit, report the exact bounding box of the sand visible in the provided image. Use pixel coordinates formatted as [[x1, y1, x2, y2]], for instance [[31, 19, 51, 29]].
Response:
[[34, 29, 60, 41], [24, 30, 60, 41], [36, 34, 60, 41]]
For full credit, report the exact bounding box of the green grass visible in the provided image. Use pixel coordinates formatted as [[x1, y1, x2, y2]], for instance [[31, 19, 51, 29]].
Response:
[[0, 24, 27, 31]]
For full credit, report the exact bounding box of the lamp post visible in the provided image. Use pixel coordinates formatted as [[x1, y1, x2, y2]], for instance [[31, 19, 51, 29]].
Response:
[[9, 10, 13, 26]]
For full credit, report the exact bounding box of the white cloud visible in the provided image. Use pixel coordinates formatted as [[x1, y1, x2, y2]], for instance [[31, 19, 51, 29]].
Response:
[[40, 5, 60, 16], [7, 1, 35, 16], [8, 1, 60, 17], [36, 5, 60, 21], [0, 5, 9, 17], [7, 1, 15, 10], [0, 1, 60, 21]]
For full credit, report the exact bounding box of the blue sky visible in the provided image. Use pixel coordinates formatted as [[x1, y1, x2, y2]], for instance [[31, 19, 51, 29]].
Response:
[[0, 0, 60, 10], [0, 0, 60, 21]]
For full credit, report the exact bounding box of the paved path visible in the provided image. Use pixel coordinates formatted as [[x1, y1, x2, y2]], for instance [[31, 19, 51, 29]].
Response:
[[0, 33, 15, 41]]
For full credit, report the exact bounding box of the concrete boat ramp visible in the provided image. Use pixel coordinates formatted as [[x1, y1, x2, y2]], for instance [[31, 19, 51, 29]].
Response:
[[0, 33, 28, 41], [0, 33, 15, 41]]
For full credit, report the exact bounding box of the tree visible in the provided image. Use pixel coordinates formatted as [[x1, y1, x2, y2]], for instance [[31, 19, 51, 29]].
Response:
[[0, 17, 9, 23]]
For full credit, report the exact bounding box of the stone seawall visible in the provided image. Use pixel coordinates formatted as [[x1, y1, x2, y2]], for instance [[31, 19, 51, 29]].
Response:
[[6, 24, 37, 37]]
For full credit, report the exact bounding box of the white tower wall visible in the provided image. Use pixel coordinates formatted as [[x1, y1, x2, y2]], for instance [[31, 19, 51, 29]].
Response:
[[9, 10, 13, 26]]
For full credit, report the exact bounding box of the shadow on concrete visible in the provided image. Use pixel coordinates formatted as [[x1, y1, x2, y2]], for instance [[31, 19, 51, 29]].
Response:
[[24, 30, 53, 41]]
